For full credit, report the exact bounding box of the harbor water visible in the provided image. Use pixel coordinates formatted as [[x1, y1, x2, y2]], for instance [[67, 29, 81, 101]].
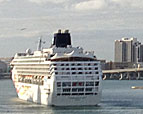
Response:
[[0, 79, 143, 114]]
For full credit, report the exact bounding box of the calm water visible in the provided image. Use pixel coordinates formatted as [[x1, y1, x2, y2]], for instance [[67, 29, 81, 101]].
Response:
[[0, 80, 143, 114]]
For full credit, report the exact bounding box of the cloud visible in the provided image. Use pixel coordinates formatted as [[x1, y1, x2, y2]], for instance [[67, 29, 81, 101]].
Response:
[[0, 0, 10, 3], [112, 0, 143, 8], [29, 0, 67, 4], [74, 0, 143, 11], [0, 0, 4, 2], [74, 0, 107, 11]]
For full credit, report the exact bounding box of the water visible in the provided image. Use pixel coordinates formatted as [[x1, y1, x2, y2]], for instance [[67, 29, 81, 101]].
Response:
[[0, 80, 143, 114]]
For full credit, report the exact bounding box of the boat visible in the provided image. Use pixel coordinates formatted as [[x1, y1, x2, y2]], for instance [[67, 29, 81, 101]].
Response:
[[10, 29, 102, 106], [131, 86, 143, 89]]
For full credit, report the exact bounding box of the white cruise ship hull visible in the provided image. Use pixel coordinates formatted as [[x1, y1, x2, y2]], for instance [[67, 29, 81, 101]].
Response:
[[12, 61, 102, 106], [52, 94, 101, 106]]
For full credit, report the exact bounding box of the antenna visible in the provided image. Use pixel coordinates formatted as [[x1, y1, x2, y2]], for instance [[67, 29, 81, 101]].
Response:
[[37, 36, 46, 51], [37, 36, 42, 51]]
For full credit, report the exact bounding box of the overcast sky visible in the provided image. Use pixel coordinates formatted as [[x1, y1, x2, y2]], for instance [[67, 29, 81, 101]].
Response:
[[0, 0, 143, 61]]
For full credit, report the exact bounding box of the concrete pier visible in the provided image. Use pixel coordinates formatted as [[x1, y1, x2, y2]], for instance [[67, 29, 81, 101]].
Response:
[[103, 67, 143, 80]]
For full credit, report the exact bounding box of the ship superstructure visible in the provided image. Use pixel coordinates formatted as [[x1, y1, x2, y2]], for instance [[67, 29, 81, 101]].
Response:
[[11, 30, 102, 106]]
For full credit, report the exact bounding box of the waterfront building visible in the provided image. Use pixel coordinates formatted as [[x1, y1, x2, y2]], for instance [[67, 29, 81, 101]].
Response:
[[0, 57, 12, 72], [0, 61, 7, 72], [114, 37, 143, 63], [134, 43, 143, 63], [114, 40, 126, 62]]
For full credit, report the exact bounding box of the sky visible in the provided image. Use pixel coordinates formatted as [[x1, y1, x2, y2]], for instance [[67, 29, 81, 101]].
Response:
[[0, 0, 143, 61]]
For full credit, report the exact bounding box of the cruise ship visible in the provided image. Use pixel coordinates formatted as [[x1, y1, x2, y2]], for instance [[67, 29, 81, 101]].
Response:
[[11, 30, 102, 106]]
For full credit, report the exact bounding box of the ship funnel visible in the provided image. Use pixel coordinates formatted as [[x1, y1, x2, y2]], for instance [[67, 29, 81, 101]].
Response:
[[64, 30, 69, 33], [58, 29, 62, 33], [52, 29, 71, 48]]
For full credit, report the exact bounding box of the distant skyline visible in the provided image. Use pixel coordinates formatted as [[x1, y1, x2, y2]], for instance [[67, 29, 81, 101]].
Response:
[[0, 0, 143, 61]]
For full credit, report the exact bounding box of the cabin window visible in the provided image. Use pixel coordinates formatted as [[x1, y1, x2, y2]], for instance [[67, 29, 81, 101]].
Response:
[[79, 82, 84, 86], [96, 72, 99, 74], [71, 68, 76, 70], [89, 72, 92, 74], [72, 88, 84, 92], [88, 63, 90, 66], [53, 64, 57, 66], [77, 63, 81, 66], [78, 68, 82, 70], [88, 68, 91, 70], [72, 72, 76, 74], [95, 67, 98, 70], [94, 63, 98, 66], [79, 93, 84, 95], [57, 93, 61, 96], [62, 82, 71, 87], [78, 88, 84, 92], [85, 93, 93, 95], [54, 68, 57, 70], [86, 82, 94, 86], [72, 82, 84, 86], [63, 88, 71, 92], [78, 72, 82, 74], [55, 72, 58, 75], [66, 68, 70, 70], [62, 93, 70, 95], [72, 88, 77, 92], [86, 88, 92, 91], [61, 64, 64, 66], [66, 64, 69, 66], [95, 82, 99, 86], [72, 93, 78, 95], [71, 63, 75, 66], [57, 82, 61, 87], [72, 82, 78, 86]]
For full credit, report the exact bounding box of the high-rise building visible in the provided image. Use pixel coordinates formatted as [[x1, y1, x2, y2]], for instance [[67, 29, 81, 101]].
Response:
[[114, 40, 126, 62], [114, 37, 143, 63], [134, 43, 143, 63]]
